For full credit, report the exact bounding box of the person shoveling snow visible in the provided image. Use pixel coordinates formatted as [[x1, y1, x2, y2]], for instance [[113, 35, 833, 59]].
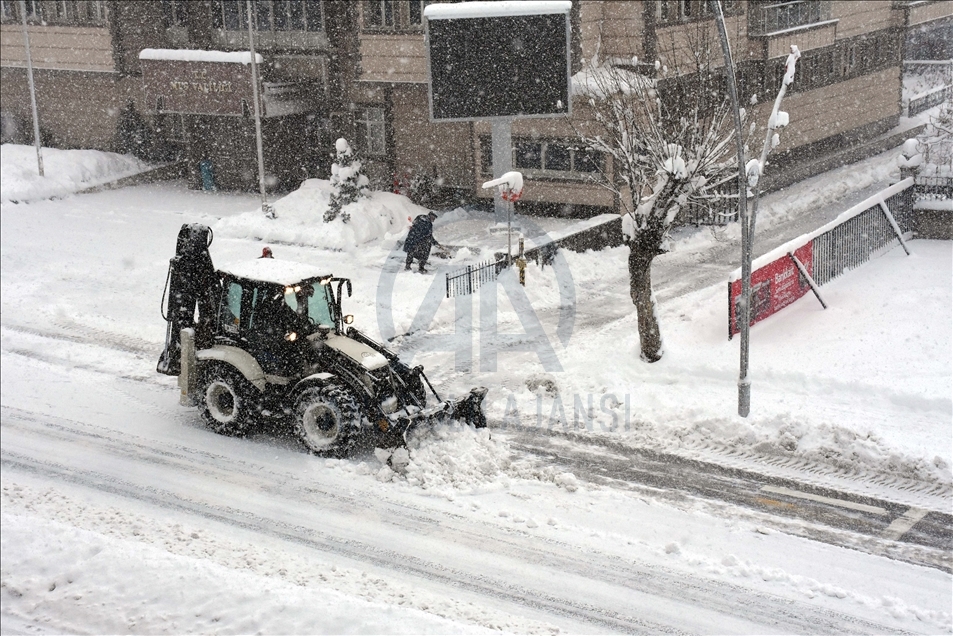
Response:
[[403, 211, 443, 273]]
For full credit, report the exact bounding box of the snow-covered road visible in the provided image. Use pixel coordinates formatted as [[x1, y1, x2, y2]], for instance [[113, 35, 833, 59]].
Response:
[[0, 394, 940, 633]]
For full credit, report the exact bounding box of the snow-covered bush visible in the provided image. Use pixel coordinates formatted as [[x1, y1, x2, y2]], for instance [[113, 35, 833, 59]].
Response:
[[214, 178, 427, 251], [326, 137, 369, 223]]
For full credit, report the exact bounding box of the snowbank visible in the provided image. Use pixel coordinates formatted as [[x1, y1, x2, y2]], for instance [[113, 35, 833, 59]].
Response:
[[0, 144, 151, 204], [215, 178, 430, 251]]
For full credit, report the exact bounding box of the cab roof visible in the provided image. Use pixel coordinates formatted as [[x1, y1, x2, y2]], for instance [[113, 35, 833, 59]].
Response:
[[218, 259, 331, 286]]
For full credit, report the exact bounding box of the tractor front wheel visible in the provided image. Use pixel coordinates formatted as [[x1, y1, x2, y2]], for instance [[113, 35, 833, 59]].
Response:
[[199, 366, 256, 436], [293, 384, 361, 456]]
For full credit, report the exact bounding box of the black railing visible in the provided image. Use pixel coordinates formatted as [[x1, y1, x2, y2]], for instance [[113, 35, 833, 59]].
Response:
[[913, 175, 953, 201], [810, 188, 914, 286], [676, 196, 739, 226], [908, 85, 952, 117], [748, 0, 831, 35], [446, 258, 509, 298]]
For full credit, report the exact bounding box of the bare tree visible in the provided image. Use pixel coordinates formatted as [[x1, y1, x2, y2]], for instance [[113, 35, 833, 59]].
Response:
[[573, 28, 745, 362]]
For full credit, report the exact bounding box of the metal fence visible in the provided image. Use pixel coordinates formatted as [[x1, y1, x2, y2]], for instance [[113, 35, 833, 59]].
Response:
[[913, 175, 953, 201], [677, 197, 739, 226], [809, 188, 913, 286], [446, 258, 508, 298], [908, 85, 952, 116]]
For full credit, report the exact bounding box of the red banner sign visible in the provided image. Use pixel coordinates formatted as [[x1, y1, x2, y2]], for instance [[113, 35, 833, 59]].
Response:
[[729, 242, 813, 337]]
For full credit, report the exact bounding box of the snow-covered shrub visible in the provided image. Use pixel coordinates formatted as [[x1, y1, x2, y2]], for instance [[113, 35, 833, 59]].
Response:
[[326, 138, 369, 223]]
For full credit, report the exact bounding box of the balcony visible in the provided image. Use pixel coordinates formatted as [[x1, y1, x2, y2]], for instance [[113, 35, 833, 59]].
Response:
[[748, 1, 834, 36]]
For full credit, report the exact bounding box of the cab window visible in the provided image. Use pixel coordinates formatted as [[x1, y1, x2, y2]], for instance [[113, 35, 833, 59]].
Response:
[[306, 284, 334, 327]]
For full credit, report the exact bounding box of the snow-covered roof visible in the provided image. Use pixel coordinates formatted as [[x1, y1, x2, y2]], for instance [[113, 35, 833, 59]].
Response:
[[218, 259, 330, 285], [139, 49, 263, 65], [424, 1, 571, 20]]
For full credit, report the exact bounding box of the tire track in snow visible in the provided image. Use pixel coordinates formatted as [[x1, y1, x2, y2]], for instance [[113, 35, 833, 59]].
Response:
[[0, 405, 907, 635]]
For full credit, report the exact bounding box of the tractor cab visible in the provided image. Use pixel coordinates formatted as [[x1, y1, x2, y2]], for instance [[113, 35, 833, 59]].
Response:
[[214, 259, 351, 375]]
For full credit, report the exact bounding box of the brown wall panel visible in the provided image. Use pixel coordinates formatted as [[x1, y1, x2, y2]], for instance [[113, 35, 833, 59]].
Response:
[[0, 24, 113, 72], [391, 84, 471, 188]]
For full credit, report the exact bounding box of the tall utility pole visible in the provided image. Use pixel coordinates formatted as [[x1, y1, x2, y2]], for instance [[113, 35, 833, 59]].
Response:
[[709, 0, 751, 416], [19, 0, 44, 177], [246, 0, 274, 218]]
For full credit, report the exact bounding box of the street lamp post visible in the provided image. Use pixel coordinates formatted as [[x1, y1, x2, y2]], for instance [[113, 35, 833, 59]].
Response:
[[709, 0, 752, 416], [246, 0, 274, 218], [19, 0, 43, 177]]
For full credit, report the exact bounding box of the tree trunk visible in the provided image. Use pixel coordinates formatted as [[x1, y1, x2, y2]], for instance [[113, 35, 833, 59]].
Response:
[[628, 245, 662, 362]]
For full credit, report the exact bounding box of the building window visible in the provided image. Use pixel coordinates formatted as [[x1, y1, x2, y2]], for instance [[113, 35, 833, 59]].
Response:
[[357, 107, 387, 155], [364, 0, 430, 31], [365, 0, 395, 28], [749, 1, 831, 36], [408, 0, 429, 26], [481, 137, 602, 178], [1, 0, 108, 25], [516, 140, 543, 170], [162, 0, 188, 28], [211, 0, 322, 32], [840, 42, 857, 77], [657, 0, 724, 25]]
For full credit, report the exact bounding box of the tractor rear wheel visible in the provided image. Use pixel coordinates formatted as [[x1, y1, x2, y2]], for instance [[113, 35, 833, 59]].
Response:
[[293, 384, 361, 456], [199, 366, 256, 437]]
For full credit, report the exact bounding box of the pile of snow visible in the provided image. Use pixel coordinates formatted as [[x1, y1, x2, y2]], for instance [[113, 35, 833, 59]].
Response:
[[215, 178, 430, 251], [376, 423, 512, 493], [372, 422, 582, 498], [0, 144, 151, 204]]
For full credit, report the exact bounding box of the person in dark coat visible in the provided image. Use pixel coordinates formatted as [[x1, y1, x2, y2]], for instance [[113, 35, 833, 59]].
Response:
[[403, 212, 441, 273]]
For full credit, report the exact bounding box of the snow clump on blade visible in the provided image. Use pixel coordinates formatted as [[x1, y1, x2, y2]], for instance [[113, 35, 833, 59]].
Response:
[[376, 422, 512, 494]]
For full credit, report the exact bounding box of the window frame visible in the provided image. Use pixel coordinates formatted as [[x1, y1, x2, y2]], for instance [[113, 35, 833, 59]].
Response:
[[210, 0, 323, 33], [357, 106, 387, 156], [748, 1, 833, 36], [656, 0, 739, 26], [0, 0, 108, 25], [363, 0, 431, 32], [481, 136, 604, 181]]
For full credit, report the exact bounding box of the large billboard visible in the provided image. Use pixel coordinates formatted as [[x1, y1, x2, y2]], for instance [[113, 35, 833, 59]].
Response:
[[425, 2, 571, 122]]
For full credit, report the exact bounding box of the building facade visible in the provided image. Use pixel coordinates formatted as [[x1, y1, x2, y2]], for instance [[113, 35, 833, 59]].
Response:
[[2, 0, 950, 212]]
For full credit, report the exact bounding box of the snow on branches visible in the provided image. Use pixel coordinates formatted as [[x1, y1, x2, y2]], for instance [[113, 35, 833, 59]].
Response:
[[572, 59, 744, 242]]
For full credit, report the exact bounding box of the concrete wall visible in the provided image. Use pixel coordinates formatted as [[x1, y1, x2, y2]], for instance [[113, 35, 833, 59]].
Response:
[[832, 0, 898, 40], [908, 1, 953, 27], [358, 33, 427, 83]]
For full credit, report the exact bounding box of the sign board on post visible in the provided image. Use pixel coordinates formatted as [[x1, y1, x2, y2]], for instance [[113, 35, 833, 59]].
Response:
[[424, 1, 571, 224], [139, 49, 260, 117], [424, 2, 572, 122]]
